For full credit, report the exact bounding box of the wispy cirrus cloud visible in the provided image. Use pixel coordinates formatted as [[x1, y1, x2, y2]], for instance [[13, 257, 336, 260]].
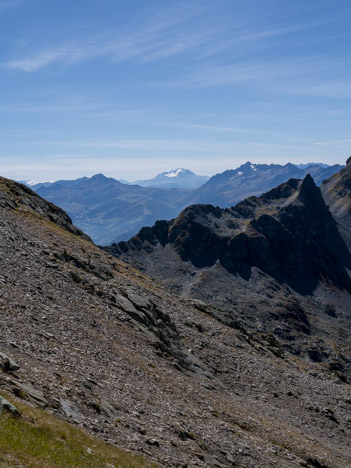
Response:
[[6, 49, 73, 72], [284, 81, 351, 99], [0, 0, 26, 10], [4, 29, 203, 72], [155, 53, 351, 101], [3, 2, 334, 75], [198, 21, 327, 59], [4, 3, 212, 72], [157, 57, 317, 87], [27, 136, 335, 156]]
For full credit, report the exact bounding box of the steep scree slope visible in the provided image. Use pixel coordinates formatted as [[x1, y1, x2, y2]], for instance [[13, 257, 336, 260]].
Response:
[[1, 176, 351, 467]]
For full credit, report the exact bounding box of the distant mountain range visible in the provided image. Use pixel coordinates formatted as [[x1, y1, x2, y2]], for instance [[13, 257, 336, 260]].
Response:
[[20, 168, 209, 191], [133, 168, 210, 189], [296, 162, 330, 169], [23, 162, 343, 245], [186, 162, 343, 207], [32, 174, 189, 245]]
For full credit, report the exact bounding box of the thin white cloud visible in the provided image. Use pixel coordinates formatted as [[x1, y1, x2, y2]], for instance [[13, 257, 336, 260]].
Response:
[[25, 137, 345, 157], [199, 21, 327, 59], [155, 54, 351, 101], [0, 102, 103, 113], [7, 49, 71, 72], [175, 122, 315, 143], [314, 137, 351, 146], [0, 0, 26, 10], [3, 3, 210, 72], [156, 59, 304, 88], [2, 2, 334, 75], [285, 81, 351, 99]]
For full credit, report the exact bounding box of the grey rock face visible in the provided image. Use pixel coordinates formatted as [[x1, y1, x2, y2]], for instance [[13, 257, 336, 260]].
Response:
[[0, 352, 20, 372], [0, 396, 21, 416], [99, 400, 118, 418], [14, 383, 48, 407], [60, 398, 82, 423]]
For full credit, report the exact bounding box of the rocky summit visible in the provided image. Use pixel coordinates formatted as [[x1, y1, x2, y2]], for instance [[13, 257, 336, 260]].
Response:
[[112, 174, 351, 294], [1, 175, 351, 468]]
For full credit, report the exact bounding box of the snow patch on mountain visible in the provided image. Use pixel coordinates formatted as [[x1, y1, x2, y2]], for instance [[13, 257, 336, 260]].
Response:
[[164, 168, 186, 178], [19, 179, 56, 186]]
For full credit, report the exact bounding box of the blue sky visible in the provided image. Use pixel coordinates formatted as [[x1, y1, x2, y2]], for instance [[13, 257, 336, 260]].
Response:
[[1, 0, 351, 181]]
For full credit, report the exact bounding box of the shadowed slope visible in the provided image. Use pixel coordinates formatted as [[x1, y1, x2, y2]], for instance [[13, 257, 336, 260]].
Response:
[[322, 157, 351, 228]]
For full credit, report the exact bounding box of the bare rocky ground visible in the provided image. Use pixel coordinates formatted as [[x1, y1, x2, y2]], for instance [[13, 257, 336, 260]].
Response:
[[1, 177, 351, 467]]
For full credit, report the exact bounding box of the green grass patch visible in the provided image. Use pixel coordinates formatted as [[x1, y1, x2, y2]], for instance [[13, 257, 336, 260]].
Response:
[[0, 393, 158, 468]]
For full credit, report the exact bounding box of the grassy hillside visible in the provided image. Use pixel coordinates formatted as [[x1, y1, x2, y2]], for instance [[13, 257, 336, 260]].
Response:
[[0, 392, 157, 468]]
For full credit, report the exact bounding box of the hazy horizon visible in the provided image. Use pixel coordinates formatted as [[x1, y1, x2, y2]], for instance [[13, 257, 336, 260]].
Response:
[[1, 0, 350, 181], [15, 160, 345, 185]]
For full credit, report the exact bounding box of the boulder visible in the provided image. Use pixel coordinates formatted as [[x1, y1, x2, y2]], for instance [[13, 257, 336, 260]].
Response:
[[0, 396, 21, 416], [14, 383, 48, 407], [60, 398, 82, 423], [0, 352, 20, 372]]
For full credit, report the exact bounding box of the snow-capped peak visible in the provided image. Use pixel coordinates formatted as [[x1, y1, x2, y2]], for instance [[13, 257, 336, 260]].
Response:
[[25, 180, 41, 186], [164, 168, 186, 178], [22, 179, 55, 186]]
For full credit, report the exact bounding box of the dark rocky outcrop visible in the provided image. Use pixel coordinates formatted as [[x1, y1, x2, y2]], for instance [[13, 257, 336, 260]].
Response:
[[107, 175, 351, 296], [106, 172, 351, 382], [0, 352, 20, 372]]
